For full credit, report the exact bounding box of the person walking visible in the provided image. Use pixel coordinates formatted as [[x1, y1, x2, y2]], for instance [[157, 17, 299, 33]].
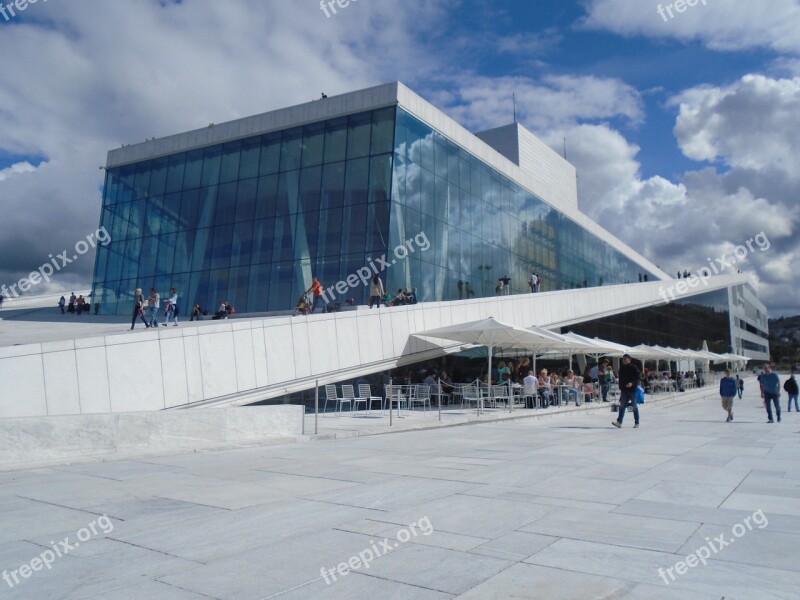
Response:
[[736, 374, 744, 399], [130, 288, 150, 330], [68, 292, 76, 313], [368, 275, 384, 308], [58, 295, 66, 314], [784, 374, 799, 412], [465, 282, 475, 298], [457, 279, 463, 300], [529, 271, 540, 293], [147, 288, 160, 328], [612, 354, 640, 428], [719, 369, 737, 422], [306, 277, 325, 313], [500, 275, 510, 295], [759, 364, 781, 423], [163, 288, 179, 326]]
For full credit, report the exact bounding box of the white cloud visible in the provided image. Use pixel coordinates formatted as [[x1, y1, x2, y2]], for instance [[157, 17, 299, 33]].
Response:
[[0, 162, 37, 181], [515, 74, 800, 316], [435, 74, 643, 132], [0, 0, 449, 291], [581, 0, 800, 54], [671, 75, 800, 180]]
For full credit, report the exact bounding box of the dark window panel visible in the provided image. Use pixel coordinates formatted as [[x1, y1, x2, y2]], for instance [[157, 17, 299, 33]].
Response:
[[183, 149, 204, 190], [148, 157, 168, 197], [200, 146, 222, 187], [230, 220, 255, 269], [321, 162, 345, 210], [344, 158, 369, 207], [214, 182, 238, 226], [251, 218, 275, 266], [235, 177, 258, 223], [165, 153, 187, 193], [298, 166, 322, 214], [280, 127, 303, 172], [259, 132, 281, 175], [190, 228, 215, 272], [371, 107, 395, 156], [347, 112, 371, 159], [276, 170, 300, 217], [255, 174, 278, 221], [210, 224, 234, 270], [324, 117, 347, 164], [220, 140, 242, 183], [239, 136, 261, 180], [301, 122, 325, 167]]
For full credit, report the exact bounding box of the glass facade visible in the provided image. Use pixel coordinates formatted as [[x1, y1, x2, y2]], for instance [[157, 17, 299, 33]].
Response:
[[92, 105, 655, 314], [569, 289, 733, 355], [93, 108, 395, 314], [386, 109, 651, 301]]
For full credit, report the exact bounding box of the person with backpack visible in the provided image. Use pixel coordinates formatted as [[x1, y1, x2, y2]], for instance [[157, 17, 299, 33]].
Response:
[[736, 374, 744, 399], [784, 374, 799, 412]]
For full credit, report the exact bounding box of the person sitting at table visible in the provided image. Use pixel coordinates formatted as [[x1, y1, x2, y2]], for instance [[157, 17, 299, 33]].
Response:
[[562, 370, 580, 404], [423, 369, 438, 388], [538, 370, 553, 406], [439, 371, 454, 392], [523, 369, 539, 408]]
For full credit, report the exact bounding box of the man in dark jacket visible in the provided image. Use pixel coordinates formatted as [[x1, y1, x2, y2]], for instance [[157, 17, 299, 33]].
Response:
[[784, 374, 799, 412], [613, 354, 641, 428]]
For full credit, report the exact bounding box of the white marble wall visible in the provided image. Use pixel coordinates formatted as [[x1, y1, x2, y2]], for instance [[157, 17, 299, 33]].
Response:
[[0, 274, 747, 419], [0, 405, 304, 468]]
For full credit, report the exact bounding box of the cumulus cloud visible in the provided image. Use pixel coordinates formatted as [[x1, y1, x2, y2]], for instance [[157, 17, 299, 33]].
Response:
[[0, 0, 448, 296], [0, 162, 37, 182], [525, 75, 800, 316], [581, 0, 800, 54], [433, 73, 644, 132], [671, 75, 800, 179], [440, 68, 799, 315]]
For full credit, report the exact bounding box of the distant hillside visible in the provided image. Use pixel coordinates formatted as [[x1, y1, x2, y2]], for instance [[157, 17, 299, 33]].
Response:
[[769, 315, 800, 367]]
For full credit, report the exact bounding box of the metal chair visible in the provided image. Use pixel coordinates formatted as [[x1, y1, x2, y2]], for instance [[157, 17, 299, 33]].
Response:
[[323, 384, 351, 415], [384, 384, 408, 415], [461, 384, 482, 413], [491, 385, 512, 410], [342, 384, 365, 413], [358, 383, 383, 413], [411, 384, 432, 411]]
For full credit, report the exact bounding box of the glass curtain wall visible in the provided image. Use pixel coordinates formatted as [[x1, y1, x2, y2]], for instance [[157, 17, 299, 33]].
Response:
[[92, 107, 395, 314], [387, 108, 650, 301], [570, 289, 733, 354]]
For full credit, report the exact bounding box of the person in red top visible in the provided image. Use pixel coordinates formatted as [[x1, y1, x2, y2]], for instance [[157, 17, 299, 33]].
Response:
[[306, 277, 325, 313]]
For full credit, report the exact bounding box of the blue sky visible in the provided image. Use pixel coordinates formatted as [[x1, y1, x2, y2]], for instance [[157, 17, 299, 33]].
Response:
[[0, 0, 798, 315]]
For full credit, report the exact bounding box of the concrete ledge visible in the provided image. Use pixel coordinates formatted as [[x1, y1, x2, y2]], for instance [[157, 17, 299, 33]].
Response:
[[0, 405, 303, 470]]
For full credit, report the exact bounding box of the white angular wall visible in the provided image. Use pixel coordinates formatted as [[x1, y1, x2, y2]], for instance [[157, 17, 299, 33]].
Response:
[[0, 275, 749, 418]]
